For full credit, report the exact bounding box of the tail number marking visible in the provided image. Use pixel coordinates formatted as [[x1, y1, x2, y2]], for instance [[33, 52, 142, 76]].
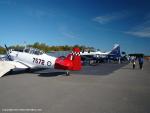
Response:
[[33, 58, 45, 65]]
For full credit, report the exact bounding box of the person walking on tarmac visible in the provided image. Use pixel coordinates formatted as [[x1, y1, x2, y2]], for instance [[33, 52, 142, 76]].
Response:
[[131, 56, 136, 69], [138, 56, 144, 70]]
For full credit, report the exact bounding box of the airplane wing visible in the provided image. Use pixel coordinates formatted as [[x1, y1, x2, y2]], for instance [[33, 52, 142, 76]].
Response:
[[0, 61, 28, 77]]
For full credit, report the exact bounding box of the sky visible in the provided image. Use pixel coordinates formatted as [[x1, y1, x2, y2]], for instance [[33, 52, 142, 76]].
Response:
[[0, 0, 150, 55]]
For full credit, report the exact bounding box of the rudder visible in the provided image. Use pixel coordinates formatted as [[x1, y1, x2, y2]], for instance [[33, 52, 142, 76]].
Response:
[[65, 48, 81, 70]]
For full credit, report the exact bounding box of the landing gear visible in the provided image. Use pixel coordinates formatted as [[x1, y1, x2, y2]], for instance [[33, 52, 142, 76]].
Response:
[[9, 69, 13, 74], [66, 71, 70, 76], [26, 68, 32, 73]]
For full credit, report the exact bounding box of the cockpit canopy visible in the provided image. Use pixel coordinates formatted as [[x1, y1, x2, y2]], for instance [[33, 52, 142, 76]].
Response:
[[24, 47, 44, 55]]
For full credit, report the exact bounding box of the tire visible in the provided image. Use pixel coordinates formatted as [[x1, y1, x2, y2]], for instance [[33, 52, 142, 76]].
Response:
[[66, 71, 70, 76]]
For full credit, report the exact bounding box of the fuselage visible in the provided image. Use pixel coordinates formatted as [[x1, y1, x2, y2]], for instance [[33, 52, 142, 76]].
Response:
[[9, 48, 57, 69], [0, 47, 82, 77]]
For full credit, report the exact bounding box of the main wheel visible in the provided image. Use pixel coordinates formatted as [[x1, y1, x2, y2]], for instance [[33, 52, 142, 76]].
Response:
[[26, 68, 32, 73], [66, 71, 70, 76], [9, 69, 13, 74]]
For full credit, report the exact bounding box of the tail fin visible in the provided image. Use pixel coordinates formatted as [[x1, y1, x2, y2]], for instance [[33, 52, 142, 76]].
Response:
[[66, 48, 81, 70], [109, 44, 121, 57], [54, 48, 82, 71]]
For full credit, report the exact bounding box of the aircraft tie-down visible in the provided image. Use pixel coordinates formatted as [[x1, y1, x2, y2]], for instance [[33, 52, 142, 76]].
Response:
[[0, 45, 82, 77]]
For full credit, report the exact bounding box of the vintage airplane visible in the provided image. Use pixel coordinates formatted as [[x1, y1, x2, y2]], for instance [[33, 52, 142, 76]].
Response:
[[80, 44, 121, 63], [80, 44, 120, 58], [0, 45, 82, 77]]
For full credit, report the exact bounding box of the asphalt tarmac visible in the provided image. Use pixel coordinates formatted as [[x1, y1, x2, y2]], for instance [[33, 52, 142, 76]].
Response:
[[0, 62, 150, 113]]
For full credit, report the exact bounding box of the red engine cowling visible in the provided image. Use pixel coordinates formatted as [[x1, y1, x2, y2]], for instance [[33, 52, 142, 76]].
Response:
[[54, 48, 82, 71]]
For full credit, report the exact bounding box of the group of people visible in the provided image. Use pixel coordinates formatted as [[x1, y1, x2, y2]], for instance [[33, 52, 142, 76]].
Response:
[[131, 56, 144, 70]]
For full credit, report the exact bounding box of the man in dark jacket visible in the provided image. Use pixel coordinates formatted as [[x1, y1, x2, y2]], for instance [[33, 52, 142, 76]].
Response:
[[138, 57, 144, 70]]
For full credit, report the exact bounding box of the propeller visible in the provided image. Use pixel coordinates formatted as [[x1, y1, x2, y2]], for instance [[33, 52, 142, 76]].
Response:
[[4, 44, 12, 60], [5, 44, 9, 51]]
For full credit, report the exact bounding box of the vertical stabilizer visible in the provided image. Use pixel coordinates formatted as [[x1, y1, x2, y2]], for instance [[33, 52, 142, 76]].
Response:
[[110, 44, 121, 57]]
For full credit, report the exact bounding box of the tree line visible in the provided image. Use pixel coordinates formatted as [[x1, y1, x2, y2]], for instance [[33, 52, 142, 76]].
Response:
[[0, 42, 95, 54], [0, 46, 6, 54]]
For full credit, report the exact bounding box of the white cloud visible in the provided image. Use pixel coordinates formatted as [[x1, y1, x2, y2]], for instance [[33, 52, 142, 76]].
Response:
[[27, 8, 55, 19], [62, 31, 77, 38], [59, 25, 78, 39], [93, 16, 115, 24], [126, 29, 150, 38], [93, 11, 128, 24], [125, 20, 150, 38]]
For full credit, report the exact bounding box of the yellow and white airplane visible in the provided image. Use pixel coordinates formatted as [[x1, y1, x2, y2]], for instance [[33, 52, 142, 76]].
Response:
[[0, 45, 82, 77]]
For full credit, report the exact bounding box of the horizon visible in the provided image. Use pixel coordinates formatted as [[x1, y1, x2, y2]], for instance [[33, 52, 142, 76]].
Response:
[[0, 42, 147, 55], [0, 0, 150, 55]]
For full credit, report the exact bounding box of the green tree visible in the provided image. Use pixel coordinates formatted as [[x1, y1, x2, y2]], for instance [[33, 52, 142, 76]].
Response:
[[0, 42, 95, 53], [0, 46, 6, 54]]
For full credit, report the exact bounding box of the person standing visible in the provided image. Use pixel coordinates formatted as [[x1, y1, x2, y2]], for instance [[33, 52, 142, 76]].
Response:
[[131, 56, 136, 69], [133, 58, 136, 69], [138, 57, 144, 70]]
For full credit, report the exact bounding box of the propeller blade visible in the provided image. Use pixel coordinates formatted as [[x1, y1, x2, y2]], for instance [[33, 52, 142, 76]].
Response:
[[5, 44, 9, 51], [4, 44, 12, 60]]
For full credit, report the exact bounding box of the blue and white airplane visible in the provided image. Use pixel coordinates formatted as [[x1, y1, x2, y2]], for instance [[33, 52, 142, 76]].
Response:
[[80, 44, 121, 62]]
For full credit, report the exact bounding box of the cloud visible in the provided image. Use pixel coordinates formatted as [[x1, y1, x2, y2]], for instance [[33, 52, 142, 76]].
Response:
[[27, 8, 55, 19], [62, 31, 77, 38], [93, 11, 128, 24], [126, 28, 150, 38], [125, 19, 150, 38], [59, 25, 78, 39]]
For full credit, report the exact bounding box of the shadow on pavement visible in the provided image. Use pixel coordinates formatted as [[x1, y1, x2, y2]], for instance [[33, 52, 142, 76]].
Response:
[[38, 72, 65, 77], [72, 63, 128, 76], [3, 63, 128, 77]]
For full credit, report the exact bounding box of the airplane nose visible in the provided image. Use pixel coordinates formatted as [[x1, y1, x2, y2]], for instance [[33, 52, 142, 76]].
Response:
[[8, 49, 12, 54], [54, 57, 73, 70]]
